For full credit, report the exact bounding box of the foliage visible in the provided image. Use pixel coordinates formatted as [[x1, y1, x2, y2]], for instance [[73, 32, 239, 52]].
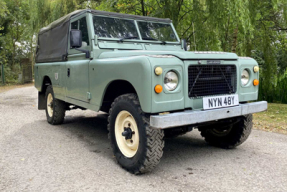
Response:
[[0, 0, 286, 103], [253, 103, 287, 134]]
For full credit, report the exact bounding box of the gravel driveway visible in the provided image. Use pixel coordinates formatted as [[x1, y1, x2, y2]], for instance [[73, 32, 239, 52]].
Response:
[[0, 86, 286, 192]]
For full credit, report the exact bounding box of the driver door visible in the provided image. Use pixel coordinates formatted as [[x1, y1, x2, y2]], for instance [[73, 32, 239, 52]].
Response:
[[66, 14, 91, 102]]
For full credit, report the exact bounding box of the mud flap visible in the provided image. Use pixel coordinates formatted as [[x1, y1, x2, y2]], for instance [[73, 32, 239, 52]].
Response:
[[38, 91, 46, 110]]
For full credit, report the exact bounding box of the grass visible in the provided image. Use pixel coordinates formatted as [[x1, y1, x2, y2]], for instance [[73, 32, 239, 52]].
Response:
[[0, 83, 34, 93], [253, 103, 287, 134]]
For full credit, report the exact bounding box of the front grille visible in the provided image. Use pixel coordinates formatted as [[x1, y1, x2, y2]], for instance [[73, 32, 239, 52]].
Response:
[[188, 65, 237, 97]]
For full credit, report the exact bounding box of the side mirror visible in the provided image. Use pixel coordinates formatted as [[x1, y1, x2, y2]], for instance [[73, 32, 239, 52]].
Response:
[[70, 29, 82, 48], [182, 39, 187, 51], [70, 29, 90, 59]]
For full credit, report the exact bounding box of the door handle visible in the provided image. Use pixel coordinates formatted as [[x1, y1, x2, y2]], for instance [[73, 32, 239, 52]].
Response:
[[67, 68, 70, 77]]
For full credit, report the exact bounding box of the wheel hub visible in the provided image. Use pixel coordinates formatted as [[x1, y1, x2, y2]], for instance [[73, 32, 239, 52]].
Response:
[[211, 126, 232, 136], [122, 127, 135, 140], [115, 111, 139, 158], [48, 102, 53, 108]]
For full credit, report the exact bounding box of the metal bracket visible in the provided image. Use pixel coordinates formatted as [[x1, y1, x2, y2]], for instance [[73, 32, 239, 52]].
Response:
[[87, 92, 91, 100]]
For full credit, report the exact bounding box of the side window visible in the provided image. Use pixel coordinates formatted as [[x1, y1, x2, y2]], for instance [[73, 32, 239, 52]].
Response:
[[71, 20, 78, 30], [71, 17, 90, 48]]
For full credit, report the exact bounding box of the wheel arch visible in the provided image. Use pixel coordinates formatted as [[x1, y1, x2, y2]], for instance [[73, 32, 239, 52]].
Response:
[[41, 76, 52, 93], [100, 80, 138, 113]]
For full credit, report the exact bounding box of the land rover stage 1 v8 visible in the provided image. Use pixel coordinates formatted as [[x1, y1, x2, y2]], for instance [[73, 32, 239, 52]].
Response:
[[34, 9, 267, 174]]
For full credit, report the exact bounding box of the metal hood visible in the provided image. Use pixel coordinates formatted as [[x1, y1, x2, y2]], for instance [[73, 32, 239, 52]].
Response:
[[98, 50, 238, 60]]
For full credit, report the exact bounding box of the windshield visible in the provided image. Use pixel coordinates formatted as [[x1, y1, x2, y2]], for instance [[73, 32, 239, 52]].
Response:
[[93, 16, 139, 39], [137, 21, 178, 42], [93, 15, 178, 42]]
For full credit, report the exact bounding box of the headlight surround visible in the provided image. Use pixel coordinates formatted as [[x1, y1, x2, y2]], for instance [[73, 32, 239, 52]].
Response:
[[164, 71, 179, 91], [241, 69, 250, 86]]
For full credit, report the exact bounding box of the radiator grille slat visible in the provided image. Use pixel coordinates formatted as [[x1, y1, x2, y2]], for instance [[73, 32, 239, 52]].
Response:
[[188, 65, 237, 98]]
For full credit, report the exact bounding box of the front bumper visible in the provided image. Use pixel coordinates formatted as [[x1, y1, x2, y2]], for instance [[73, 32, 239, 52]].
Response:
[[150, 101, 267, 129]]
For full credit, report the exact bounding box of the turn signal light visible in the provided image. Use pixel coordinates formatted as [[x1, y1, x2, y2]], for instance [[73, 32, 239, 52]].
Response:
[[253, 79, 259, 86], [155, 85, 163, 93]]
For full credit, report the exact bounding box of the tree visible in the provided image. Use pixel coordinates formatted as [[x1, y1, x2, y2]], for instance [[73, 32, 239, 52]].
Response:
[[0, 0, 287, 103]]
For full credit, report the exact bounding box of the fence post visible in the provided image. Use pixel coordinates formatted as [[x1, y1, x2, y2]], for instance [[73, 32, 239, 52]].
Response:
[[1, 64, 5, 85], [20, 58, 32, 84]]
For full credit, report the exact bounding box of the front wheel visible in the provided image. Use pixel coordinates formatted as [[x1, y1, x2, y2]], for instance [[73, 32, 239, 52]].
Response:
[[108, 94, 164, 174], [198, 114, 253, 149]]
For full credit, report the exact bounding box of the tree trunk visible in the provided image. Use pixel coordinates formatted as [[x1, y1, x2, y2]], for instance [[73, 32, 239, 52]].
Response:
[[140, 0, 145, 16], [223, 15, 230, 52], [30, 35, 34, 74], [11, 36, 15, 69], [231, 27, 238, 53], [245, 38, 252, 57]]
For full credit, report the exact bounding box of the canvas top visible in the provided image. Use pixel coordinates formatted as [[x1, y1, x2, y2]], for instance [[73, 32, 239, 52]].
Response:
[[39, 9, 172, 34]]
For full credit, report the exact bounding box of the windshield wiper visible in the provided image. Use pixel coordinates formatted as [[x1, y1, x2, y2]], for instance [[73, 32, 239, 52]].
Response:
[[118, 36, 138, 43], [142, 37, 167, 45]]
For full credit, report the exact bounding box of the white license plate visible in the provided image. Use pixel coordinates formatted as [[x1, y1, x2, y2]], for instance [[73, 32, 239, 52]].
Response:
[[203, 94, 239, 110]]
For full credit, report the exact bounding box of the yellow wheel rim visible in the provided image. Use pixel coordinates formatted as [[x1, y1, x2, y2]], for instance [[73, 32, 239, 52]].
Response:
[[115, 111, 139, 158], [47, 93, 53, 117]]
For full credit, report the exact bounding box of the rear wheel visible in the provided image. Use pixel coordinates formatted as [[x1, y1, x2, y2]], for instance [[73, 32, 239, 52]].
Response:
[[108, 94, 164, 174], [45, 85, 66, 125], [198, 114, 253, 149]]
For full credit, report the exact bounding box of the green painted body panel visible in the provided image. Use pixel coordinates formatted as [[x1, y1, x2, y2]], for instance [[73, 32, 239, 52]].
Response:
[[66, 58, 90, 101], [149, 57, 185, 112], [98, 50, 238, 60], [35, 12, 260, 114], [98, 41, 143, 50], [89, 56, 152, 112]]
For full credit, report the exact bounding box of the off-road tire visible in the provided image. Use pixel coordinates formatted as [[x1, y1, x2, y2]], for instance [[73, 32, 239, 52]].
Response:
[[108, 94, 164, 174], [198, 114, 253, 149], [45, 85, 66, 125], [164, 126, 192, 139]]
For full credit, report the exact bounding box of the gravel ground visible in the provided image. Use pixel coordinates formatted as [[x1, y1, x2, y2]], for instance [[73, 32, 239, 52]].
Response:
[[0, 86, 287, 192]]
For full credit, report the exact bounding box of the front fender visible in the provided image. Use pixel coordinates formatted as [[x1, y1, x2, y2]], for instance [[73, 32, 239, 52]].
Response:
[[89, 56, 152, 113], [238, 57, 259, 101]]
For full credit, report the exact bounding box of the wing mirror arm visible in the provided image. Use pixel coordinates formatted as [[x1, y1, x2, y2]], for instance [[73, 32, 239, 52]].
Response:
[[75, 48, 90, 58], [181, 39, 187, 51]]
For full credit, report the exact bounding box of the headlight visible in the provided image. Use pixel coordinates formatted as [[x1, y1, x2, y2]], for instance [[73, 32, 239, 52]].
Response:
[[241, 69, 250, 86], [164, 71, 178, 91]]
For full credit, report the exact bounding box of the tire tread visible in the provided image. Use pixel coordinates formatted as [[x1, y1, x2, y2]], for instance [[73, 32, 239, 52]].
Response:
[[199, 114, 253, 149], [45, 85, 65, 125], [107, 94, 164, 174]]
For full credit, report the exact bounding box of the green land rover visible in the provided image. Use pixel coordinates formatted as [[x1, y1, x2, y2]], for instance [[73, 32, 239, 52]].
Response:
[[34, 9, 267, 174]]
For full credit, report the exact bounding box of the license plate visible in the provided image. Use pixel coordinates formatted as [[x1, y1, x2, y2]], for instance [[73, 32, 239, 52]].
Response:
[[203, 94, 239, 110]]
